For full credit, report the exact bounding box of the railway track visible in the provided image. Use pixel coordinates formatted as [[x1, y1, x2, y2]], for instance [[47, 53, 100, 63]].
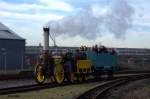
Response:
[[0, 82, 70, 95], [77, 73, 150, 99], [0, 77, 114, 95], [0, 73, 150, 95]]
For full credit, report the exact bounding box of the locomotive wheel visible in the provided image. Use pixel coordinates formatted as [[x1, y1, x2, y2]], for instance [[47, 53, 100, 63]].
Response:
[[54, 63, 64, 84], [107, 71, 113, 79], [94, 75, 101, 80], [82, 74, 87, 81], [34, 65, 46, 84], [77, 75, 82, 82], [94, 72, 102, 80]]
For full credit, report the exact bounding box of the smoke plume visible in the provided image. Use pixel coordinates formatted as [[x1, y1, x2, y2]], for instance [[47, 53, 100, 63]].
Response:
[[46, 0, 134, 39], [105, 0, 134, 38]]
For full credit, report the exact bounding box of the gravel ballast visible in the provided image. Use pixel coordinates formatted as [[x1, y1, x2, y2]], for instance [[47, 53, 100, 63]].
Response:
[[105, 78, 150, 99]]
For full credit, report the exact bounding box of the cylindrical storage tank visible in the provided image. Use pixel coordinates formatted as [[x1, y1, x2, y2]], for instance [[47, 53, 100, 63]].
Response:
[[43, 27, 49, 52]]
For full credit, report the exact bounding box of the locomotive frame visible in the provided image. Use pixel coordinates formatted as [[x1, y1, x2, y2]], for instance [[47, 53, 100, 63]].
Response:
[[34, 49, 119, 84]]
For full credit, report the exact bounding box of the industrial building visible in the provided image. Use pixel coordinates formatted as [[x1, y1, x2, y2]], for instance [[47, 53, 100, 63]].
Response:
[[25, 46, 150, 71], [0, 22, 25, 74], [117, 48, 150, 70]]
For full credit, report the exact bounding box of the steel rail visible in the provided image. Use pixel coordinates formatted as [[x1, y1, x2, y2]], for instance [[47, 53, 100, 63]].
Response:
[[0, 73, 149, 95], [77, 74, 150, 99]]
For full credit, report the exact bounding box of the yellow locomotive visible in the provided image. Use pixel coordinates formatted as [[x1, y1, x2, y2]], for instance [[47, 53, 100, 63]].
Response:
[[34, 27, 92, 84], [34, 50, 92, 84]]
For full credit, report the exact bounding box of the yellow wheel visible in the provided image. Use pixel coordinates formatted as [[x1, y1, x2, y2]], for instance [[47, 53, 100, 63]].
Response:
[[34, 65, 46, 84], [54, 63, 64, 84]]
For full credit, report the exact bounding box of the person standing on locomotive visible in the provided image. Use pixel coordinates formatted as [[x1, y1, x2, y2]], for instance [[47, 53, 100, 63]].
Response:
[[63, 50, 74, 73], [43, 52, 49, 71], [48, 51, 54, 78]]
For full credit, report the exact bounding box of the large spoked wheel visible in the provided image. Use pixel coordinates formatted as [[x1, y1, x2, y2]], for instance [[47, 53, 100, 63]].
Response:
[[34, 65, 46, 84], [54, 63, 64, 84]]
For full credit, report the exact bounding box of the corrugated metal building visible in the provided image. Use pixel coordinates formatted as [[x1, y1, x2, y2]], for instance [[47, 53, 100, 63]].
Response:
[[25, 46, 150, 70], [0, 22, 25, 74]]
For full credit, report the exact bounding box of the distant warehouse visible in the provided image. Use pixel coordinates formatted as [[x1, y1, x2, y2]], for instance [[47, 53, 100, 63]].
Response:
[[0, 22, 25, 74]]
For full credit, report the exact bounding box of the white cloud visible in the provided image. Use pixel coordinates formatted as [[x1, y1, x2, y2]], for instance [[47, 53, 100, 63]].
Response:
[[0, 0, 74, 12], [92, 4, 109, 17], [38, 0, 74, 12], [0, 11, 63, 22], [0, 1, 65, 23], [0, 2, 50, 12]]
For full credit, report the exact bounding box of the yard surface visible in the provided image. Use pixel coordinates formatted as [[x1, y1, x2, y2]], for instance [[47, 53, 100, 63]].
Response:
[[106, 78, 150, 99], [1, 81, 106, 99], [122, 85, 150, 99]]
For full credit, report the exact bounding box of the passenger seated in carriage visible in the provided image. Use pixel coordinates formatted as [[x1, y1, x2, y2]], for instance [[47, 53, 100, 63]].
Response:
[[110, 48, 117, 55], [48, 51, 54, 76], [92, 44, 108, 53], [98, 46, 108, 53]]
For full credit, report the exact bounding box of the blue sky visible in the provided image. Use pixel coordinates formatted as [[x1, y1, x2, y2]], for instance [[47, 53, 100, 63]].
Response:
[[0, 0, 150, 48]]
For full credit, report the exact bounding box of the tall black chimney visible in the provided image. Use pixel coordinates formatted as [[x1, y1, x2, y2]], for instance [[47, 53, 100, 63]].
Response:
[[43, 27, 49, 52]]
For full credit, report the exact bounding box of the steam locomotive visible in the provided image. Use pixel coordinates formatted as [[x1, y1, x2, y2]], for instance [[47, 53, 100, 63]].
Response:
[[34, 27, 119, 84]]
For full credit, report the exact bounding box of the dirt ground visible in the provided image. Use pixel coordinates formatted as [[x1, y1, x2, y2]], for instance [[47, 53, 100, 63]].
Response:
[[105, 78, 150, 99], [0, 81, 107, 99]]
